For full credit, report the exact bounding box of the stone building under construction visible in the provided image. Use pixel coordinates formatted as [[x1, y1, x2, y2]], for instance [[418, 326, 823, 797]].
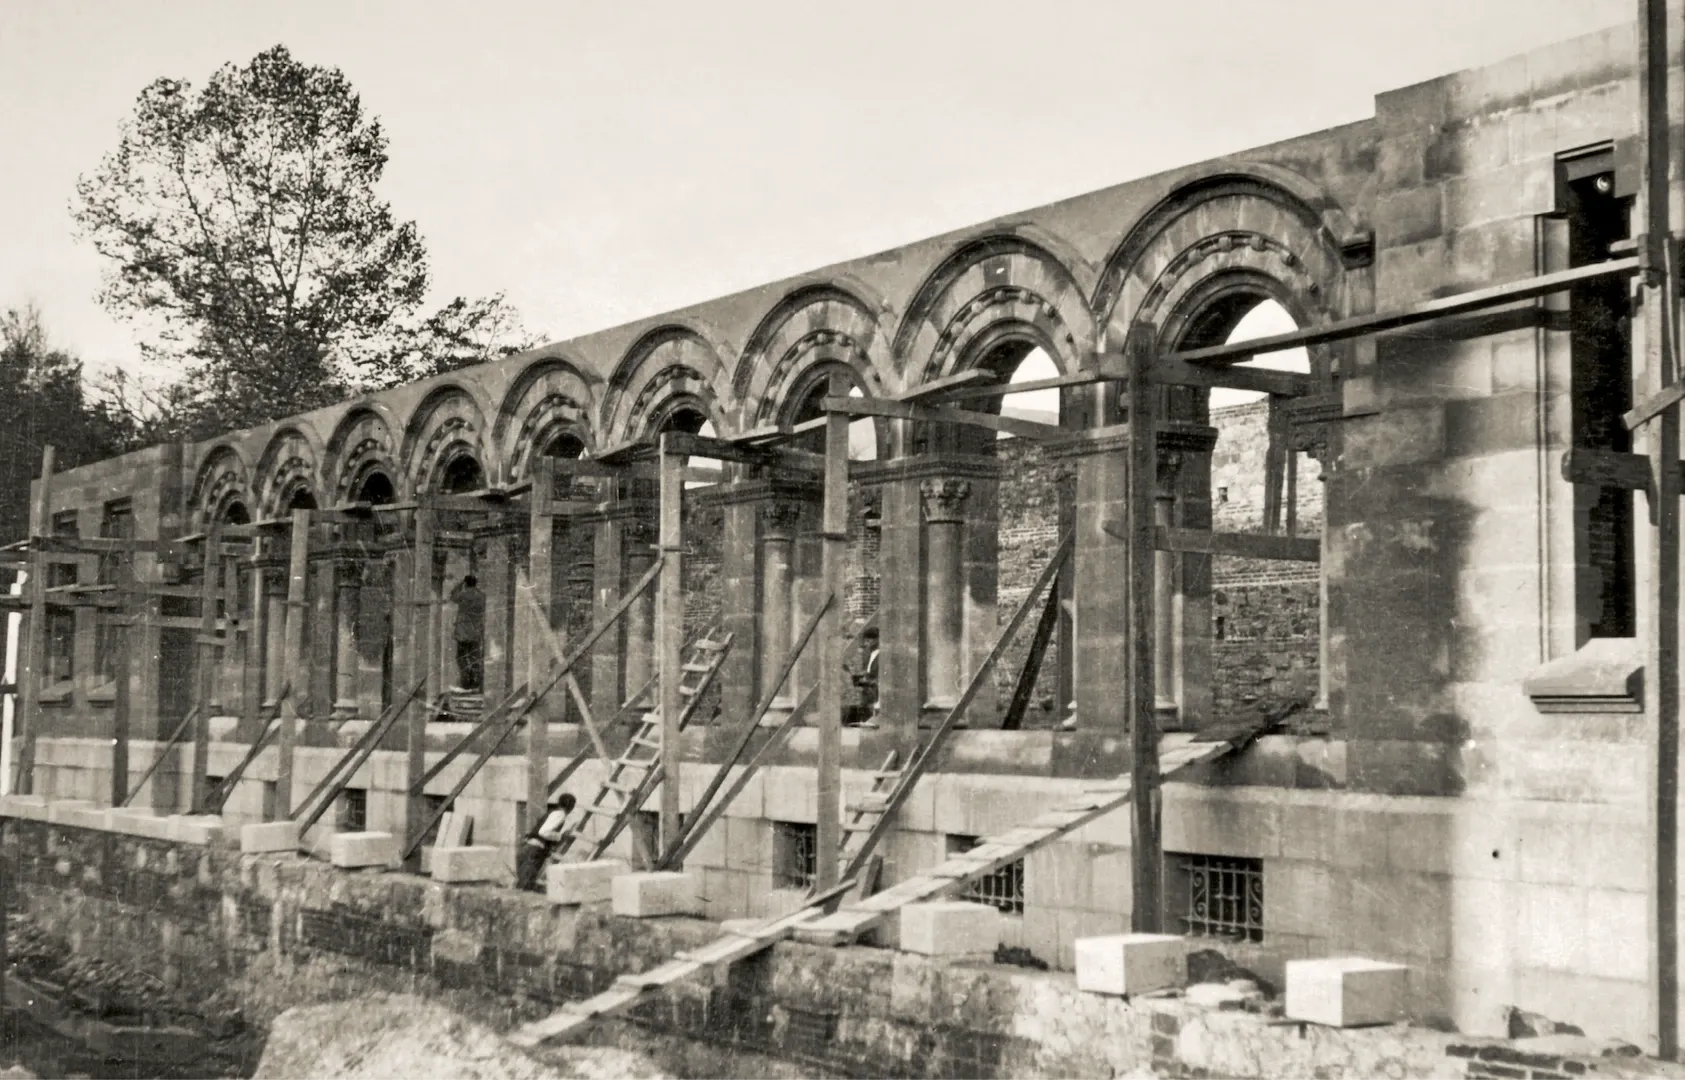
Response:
[[4, 10, 1682, 1062]]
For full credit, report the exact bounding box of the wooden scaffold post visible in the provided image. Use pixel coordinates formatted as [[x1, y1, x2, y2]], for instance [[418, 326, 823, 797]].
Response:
[[275, 508, 311, 817], [1126, 324, 1164, 933], [816, 372, 849, 892], [657, 434, 686, 856], [14, 444, 53, 796]]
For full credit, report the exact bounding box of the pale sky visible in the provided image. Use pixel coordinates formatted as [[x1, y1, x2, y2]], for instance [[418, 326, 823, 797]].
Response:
[[0, 0, 1632, 384]]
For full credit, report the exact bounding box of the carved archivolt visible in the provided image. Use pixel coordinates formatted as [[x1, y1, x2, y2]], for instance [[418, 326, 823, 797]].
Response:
[[494, 356, 597, 481], [896, 238, 1094, 386], [255, 427, 321, 518], [190, 445, 253, 528], [400, 386, 490, 494], [736, 285, 890, 426], [327, 409, 398, 505], [602, 325, 729, 443]]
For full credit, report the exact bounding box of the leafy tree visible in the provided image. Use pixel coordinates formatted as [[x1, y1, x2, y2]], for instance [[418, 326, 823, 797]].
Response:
[[73, 45, 429, 436], [0, 306, 133, 543], [380, 292, 546, 383]]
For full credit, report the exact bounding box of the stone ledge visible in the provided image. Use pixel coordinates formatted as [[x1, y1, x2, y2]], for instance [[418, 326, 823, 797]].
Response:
[[1523, 637, 1643, 713]]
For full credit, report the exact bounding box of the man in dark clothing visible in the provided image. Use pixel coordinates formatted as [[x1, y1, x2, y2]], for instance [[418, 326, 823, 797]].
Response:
[[451, 573, 485, 692], [516, 793, 577, 892]]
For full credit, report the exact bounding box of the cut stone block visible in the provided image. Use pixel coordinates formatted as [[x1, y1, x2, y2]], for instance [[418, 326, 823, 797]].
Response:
[[611, 870, 700, 918], [432, 845, 503, 884], [240, 820, 300, 854], [438, 811, 473, 848], [169, 814, 225, 845], [1075, 933, 1188, 997], [46, 799, 95, 826], [105, 807, 173, 840], [899, 901, 1001, 958], [1285, 957, 1410, 1028], [548, 859, 629, 906], [329, 830, 398, 870], [0, 794, 49, 821]]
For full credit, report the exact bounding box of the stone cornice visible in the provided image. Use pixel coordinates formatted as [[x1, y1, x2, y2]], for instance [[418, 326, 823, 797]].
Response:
[[851, 453, 1002, 487], [1043, 422, 1219, 461]]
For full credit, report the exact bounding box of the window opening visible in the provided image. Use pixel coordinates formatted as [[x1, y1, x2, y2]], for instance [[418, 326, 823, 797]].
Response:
[[337, 787, 368, 833], [946, 834, 1025, 915], [1167, 852, 1263, 942], [773, 820, 818, 890]]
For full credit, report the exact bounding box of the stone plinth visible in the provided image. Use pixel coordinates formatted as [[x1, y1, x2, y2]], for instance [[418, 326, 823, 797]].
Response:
[[0, 794, 49, 821], [45, 799, 96, 826], [169, 814, 225, 845], [1075, 933, 1188, 996], [611, 871, 699, 918], [899, 901, 1000, 958], [431, 845, 503, 884], [106, 807, 173, 841], [548, 859, 629, 906], [1286, 957, 1409, 1028], [241, 820, 301, 854], [330, 830, 398, 870]]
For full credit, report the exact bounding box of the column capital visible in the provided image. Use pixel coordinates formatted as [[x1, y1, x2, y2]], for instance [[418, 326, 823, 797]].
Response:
[[920, 478, 973, 524], [758, 500, 804, 540]]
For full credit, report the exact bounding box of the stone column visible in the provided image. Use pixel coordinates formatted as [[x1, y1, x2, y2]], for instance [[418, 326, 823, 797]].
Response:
[[482, 531, 512, 705], [623, 520, 657, 704], [1063, 428, 1130, 733], [262, 566, 287, 706], [921, 478, 970, 710], [759, 501, 800, 709], [1154, 489, 1178, 718], [331, 558, 360, 719]]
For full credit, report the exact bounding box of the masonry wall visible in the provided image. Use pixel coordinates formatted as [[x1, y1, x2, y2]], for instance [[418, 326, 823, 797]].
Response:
[[8, 811, 1672, 1080]]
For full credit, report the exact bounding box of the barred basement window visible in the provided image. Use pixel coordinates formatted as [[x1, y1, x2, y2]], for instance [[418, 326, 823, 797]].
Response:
[[422, 794, 450, 846], [338, 787, 368, 833], [1168, 852, 1263, 942], [946, 834, 1025, 915], [773, 821, 817, 890]]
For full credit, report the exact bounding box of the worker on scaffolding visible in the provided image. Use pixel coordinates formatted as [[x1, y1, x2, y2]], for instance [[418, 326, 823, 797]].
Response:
[[516, 793, 578, 891], [450, 573, 485, 693]]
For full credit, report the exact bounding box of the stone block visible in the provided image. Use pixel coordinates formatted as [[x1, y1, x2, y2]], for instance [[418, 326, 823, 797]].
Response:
[[547, 859, 629, 905], [46, 799, 95, 826], [1074, 933, 1187, 997], [106, 807, 174, 841], [1285, 957, 1409, 1028], [431, 845, 503, 884], [329, 830, 398, 869], [899, 901, 1000, 958], [240, 820, 300, 854], [0, 794, 49, 821], [170, 814, 225, 846], [611, 871, 700, 918]]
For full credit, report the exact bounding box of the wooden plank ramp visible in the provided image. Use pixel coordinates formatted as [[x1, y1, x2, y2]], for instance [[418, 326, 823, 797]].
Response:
[[506, 724, 1264, 1050]]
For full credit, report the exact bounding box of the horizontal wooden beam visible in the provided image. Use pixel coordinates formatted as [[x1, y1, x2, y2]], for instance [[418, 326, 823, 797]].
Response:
[[893, 369, 998, 401], [659, 431, 822, 474], [1101, 520, 1321, 561], [1562, 446, 1685, 492], [931, 368, 1113, 403], [822, 395, 1067, 441], [1169, 257, 1640, 366]]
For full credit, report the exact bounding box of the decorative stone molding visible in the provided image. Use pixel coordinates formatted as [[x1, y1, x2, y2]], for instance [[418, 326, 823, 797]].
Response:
[[1523, 637, 1643, 714], [852, 453, 1001, 488], [758, 501, 804, 540], [920, 479, 973, 524]]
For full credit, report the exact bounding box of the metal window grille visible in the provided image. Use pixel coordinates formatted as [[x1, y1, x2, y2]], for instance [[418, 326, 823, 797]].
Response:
[[1172, 853, 1263, 942], [774, 821, 817, 891], [947, 834, 1025, 916], [338, 788, 368, 833]]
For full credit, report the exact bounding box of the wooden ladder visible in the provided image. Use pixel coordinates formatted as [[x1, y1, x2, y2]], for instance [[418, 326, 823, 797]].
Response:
[[550, 628, 733, 864], [507, 724, 1268, 1050]]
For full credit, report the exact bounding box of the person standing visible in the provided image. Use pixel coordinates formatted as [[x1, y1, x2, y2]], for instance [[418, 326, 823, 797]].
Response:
[[451, 573, 485, 692]]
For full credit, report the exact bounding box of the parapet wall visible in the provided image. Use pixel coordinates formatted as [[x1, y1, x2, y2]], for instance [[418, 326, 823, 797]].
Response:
[[5, 810, 1673, 1080]]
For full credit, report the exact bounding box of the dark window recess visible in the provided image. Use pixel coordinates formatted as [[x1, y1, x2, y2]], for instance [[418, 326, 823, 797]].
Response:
[[261, 781, 278, 822], [1168, 853, 1263, 943], [422, 794, 450, 846], [45, 608, 75, 683], [773, 821, 818, 891], [99, 499, 133, 586], [947, 834, 1025, 915], [338, 788, 368, 833], [1562, 157, 1636, 638], [48, 512, 79, 588]]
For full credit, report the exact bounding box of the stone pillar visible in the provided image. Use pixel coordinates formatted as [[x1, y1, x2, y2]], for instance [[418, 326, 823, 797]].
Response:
[[759, 501, 800, 708], [623, 520, 656, 704], [707, 481, 762, 737], [921, 479, 970, 710], [589, 507, 627, 721], [1154, 491, 1178, 718], [482, 531, 512, 705], [262, 567, 286, 706], [332, 558, 360, 719], [1063, 428, 1131, 733]]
